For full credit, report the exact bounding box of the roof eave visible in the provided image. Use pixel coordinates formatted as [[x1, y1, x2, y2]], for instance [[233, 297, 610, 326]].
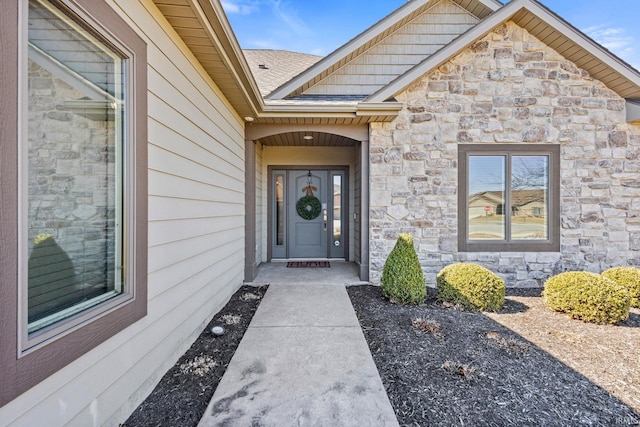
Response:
[[257, 101, 403, 123], [152, 0, 264, 119]]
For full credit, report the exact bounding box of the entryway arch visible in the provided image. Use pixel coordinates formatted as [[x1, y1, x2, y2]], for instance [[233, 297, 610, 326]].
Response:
[[244, 124, 370, 282]]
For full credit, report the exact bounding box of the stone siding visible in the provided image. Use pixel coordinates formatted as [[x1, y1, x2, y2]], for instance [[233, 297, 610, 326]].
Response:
[[369, 21, 640, 286]]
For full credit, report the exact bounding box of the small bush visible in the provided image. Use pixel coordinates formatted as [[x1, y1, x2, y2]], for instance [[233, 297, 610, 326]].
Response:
[[381, 234, 426, 304], [436, 263, 505, 311], [543, 271, 630, 324], [601, 267, 640, 308]]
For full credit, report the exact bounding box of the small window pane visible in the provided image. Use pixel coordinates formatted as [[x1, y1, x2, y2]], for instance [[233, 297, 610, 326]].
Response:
[[511, 156, 549, 240], [333, 175, 342, 246], [275, 175, 284, 246], [468, 156, 505, 240], [27, 0, 125, 333]]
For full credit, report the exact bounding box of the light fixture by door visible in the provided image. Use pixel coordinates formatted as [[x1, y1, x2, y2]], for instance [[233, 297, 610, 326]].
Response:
[[303, 132, 313, 140]]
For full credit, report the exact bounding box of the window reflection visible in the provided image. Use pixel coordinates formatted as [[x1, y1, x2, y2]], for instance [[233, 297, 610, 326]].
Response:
[[27, 0, 125, 332], [276, 175, 284, 245], [467, 154, 550, 243], [468, 156, 505, 240], [333, 175, 341, 246], [511, 156, 548, 240]]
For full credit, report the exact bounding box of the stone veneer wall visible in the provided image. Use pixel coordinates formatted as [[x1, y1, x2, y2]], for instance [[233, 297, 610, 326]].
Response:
[[369, 21, 640, 286]]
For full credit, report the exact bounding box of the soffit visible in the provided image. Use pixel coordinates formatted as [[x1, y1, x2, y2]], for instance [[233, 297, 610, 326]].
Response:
[[152, 0, 262, 119]]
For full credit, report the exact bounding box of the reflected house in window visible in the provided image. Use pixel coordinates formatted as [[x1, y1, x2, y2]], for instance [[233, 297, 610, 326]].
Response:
[[469, 189, 546, 220]]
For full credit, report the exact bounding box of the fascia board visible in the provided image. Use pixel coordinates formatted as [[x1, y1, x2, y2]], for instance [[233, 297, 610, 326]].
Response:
[[260, 102, 403, 113], [474, 0, 504, 10], [367, 0, 640, 102], [355, 102, 404, 116], [259, 101, 402, 117]]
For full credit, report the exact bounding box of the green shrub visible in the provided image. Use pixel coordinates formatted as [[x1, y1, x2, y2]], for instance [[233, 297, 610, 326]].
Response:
[[381, 234, 426, 304], [601, 267, 640, 308], [436, 263, 505, 311], [543, 271, 630, 324]]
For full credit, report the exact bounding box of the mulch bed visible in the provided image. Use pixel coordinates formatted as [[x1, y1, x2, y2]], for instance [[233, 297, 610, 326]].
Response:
[[123, 285, 267, 427], [347, 285, 640, 427], [125, 283, 640, 426]]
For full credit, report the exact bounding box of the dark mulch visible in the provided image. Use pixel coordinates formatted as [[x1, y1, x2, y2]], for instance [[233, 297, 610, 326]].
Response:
[[347, 285, 640, 427], [124, 285, 267, 427]]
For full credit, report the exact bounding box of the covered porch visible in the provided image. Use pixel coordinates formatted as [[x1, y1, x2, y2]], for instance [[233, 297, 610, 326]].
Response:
[[244, 124, 371, 282]]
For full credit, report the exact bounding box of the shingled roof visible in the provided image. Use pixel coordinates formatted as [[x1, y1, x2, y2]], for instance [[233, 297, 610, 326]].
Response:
[[242, 49, 322, 96]]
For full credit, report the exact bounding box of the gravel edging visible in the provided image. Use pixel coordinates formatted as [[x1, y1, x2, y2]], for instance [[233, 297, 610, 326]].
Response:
[[347, 285, 640, 427], [124, 285, 267, 427]]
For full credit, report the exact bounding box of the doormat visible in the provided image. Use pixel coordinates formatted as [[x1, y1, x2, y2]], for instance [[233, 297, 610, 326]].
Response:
[[286, 261, 330, 268]]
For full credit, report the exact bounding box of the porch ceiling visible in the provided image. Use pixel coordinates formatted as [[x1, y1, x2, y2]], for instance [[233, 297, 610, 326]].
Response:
[[257, 131, 358, 147]]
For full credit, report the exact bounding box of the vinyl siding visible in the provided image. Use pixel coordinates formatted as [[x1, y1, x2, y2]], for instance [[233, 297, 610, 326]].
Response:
[[304, 0, 479, 96], [0, 0, 246, 425]]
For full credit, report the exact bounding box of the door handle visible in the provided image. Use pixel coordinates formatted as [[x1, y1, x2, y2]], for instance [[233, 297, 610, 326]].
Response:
[[323, 209, 327, 230]]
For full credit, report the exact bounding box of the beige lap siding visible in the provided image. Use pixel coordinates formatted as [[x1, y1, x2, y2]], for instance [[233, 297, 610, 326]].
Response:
[[0, 0, 245, 425]]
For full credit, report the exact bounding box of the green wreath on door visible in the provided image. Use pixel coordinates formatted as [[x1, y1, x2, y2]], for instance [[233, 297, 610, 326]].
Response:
[[296, 195, 322, 220]]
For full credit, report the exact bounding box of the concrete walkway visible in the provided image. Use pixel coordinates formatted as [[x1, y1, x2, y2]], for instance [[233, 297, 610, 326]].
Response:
[[198, 281, 399, 426]]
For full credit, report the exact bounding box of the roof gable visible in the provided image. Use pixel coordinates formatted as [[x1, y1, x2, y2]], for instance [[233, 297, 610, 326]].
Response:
[[267, 0, 501, 100], [367, 0, 640, 102], [303, 0, 480, 97]]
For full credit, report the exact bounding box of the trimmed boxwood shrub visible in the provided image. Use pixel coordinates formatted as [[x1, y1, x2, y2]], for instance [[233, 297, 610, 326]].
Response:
[[543, 271, 631, 324], [381, 234, 426, 304], [436, 263, 505, 311], [601, 266, 640, 308]]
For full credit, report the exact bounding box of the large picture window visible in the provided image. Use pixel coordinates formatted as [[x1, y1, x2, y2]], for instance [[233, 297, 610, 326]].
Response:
[[1, 0, 146, 406], [458, 145, 560, 252], [26, 0, 126, 336]]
